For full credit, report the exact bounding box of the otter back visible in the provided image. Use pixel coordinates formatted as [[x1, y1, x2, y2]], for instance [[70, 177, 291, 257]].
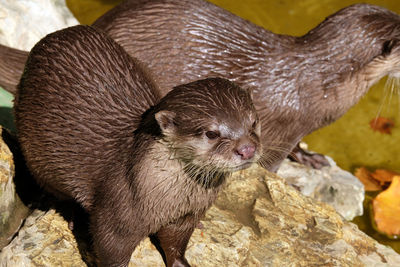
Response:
[[15, 25, 160, 210]]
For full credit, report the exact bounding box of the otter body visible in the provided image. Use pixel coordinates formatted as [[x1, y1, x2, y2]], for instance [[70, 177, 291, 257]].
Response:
[[4, 2, 400, 171], [15, 25, 261, 266], [92, 1, 400, 170]]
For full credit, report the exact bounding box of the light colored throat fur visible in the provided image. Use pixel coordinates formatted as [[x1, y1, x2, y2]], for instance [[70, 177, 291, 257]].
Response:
[[363, 53, 400, 83], [342, 54, 400, 108], [324, 54, 400, 107], [135, 141, 224, 211], [148, 140, 227, 187]]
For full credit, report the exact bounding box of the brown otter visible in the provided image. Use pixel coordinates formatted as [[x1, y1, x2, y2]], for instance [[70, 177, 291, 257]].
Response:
[[15, 25, 262, 266], [3, 2, 400, 171]]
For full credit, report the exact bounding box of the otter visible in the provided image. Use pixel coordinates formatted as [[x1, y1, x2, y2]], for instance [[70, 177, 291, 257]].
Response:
[[15, 25, 262, 267], [3, 2, 400, 171]]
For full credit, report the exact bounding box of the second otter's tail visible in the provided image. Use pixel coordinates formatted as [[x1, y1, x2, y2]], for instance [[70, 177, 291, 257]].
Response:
[[0, 44, 28, 95]]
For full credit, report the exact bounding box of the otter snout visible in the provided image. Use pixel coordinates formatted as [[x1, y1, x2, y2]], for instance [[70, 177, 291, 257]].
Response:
[[235, 136, 257, 160], [235, 144, 256, 160]]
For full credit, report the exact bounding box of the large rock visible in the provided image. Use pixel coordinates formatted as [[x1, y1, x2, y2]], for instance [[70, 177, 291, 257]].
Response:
[[0, 0, 78, 51], [1, 165, 399, 266]]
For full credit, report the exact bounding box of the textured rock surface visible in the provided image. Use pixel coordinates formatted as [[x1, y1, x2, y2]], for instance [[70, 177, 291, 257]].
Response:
[[0, 0, 78, 50], [0, 127, 29, 249], [0, 209, 84, 267], [277, 156, 364, 220], [1, 165, 399, 266]]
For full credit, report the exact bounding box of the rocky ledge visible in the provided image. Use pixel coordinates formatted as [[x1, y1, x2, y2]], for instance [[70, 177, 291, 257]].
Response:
[[1, 161, 399, 266]]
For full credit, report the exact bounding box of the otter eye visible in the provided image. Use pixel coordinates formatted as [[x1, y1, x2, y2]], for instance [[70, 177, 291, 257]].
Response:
[[205, 131, 220, 140]]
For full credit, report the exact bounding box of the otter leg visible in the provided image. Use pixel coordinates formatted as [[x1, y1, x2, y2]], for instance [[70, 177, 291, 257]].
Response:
[[90, 211, 144, 267], [151, 215, 198, 267], [288, 143, 330, 169]]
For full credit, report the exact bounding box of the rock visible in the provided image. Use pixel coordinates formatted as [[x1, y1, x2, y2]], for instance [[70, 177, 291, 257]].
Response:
[[1, 164, 399, 266], [130, 207, 257, 267], [0, 127, 30, 249], [0, 209, 85, 267], [0, 0, 78, 51], [277, 156, 364, 220]]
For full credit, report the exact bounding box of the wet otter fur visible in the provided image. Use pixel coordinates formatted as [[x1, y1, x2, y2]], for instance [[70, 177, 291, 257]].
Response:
[[15, 25, 262, 266], [92, 1, 400, 171], [0, 44, 26, 94], [4, 2, 400, 171]]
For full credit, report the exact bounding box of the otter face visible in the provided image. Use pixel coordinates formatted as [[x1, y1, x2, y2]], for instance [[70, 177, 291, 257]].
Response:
[[155, 109, 262, 173], [154, 78, 262, 177]]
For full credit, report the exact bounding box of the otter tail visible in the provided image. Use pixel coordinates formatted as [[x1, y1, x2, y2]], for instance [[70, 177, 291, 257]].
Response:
[[0, 44, 28, 95]]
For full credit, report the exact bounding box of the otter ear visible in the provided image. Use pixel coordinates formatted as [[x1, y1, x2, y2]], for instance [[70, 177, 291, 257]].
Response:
[[155, 110, 176, 134]]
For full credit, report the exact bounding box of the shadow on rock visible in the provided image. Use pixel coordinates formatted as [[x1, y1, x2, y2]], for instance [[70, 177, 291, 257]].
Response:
[[0, 107, 15, 133], [1, 129, 97, 265]]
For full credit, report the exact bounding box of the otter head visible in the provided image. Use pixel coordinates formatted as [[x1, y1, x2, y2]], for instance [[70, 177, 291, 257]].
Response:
[[359, 5, 400, 80], [152, 78, 262, 186], [303, 4, 400, 83]]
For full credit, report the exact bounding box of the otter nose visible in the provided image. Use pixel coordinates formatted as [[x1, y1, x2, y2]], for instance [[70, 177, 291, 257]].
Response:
[[235, 144, 256, 160]]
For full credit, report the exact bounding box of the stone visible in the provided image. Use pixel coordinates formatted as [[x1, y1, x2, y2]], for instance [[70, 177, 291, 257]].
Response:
[[1, 164, 399, 266], [0, 0, 78, 51], [0, 209, 84, 267], [277, 156, 364, 220], [130, 206, 257, 267]]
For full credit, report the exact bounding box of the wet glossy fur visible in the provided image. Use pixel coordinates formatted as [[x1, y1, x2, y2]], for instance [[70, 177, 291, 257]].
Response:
[[4, 2, 400, 171], [93, 1, 400, 171], [15, 25, 160, 210], [15, 25, 261, 267]]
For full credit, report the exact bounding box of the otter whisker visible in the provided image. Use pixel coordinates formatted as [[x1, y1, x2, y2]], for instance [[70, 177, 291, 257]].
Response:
[[264, 145, 292, 154], [262, 139, 296, 147], [376, 75, 400, 120]]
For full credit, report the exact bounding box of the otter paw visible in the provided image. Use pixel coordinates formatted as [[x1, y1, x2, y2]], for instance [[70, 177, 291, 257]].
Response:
[[288, 145, 330, 169]]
